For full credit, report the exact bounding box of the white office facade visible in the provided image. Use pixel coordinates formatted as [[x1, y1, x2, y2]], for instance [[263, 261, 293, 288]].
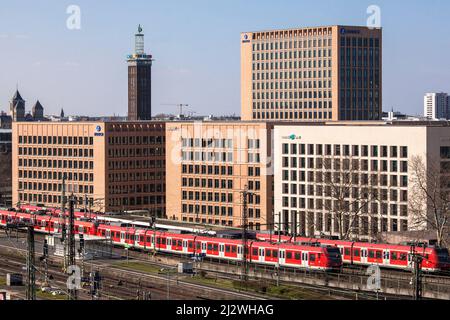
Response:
[[273, 123, 450, 240], [424, 93, 449, 120]]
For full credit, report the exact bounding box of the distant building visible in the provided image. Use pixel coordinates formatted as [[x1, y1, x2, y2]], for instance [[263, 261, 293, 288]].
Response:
[[8, 89, 48, 122], [128, 25, 153, 121], [10, 90, 25, 122], [0, 128, 12, 206], [0, 111, 12, 129], [424, 92, 449, 120]]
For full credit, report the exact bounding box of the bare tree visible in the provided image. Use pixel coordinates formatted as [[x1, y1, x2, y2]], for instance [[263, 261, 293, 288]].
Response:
[[318, 156, 384, 241], [409, 155, 450, 247]]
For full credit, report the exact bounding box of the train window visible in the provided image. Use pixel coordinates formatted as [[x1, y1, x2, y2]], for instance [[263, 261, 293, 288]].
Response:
[[225, 245, 230, 253], [391, 252, 397, 260], [400, 253, 407, 261], [162, 238, 166, 245], [273, 250, 278, 258], [295, 253, 301, 260], [345, 248, 351, 256], [252, 248, 258, 256], [147, 236, 151, 243], [208, 244, 213, 251], [287, 252, 292, 259], [369, 250, 375, 258], [376, 251, 382, 259], [310, 254, 316, 262], [354, 249, 360, 257], [157, 238, 161, 244], [189, 242, 193, 249], [266, 250, 271, 257], [213, 244, 218, 251], [232, 246, 236, 253], [196, 243, 201, 250], [178, 240, 182, 247]]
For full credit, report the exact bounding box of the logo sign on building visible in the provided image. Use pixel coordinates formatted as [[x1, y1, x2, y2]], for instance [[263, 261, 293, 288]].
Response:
[[282, 134, 302, 141], [340, 28, 361, 35], [242, 34, 251, 43], [94, 125, 104, 137]]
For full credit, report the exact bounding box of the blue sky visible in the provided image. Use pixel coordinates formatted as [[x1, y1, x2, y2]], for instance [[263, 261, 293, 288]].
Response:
[[0, 0, 449, 117]]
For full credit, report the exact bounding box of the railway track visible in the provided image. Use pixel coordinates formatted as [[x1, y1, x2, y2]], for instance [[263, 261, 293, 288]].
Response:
[[1, 230, 449, 300]]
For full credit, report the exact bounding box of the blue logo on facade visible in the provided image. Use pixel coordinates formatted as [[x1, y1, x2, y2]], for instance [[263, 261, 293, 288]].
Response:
[[96, 125, 101, 132]]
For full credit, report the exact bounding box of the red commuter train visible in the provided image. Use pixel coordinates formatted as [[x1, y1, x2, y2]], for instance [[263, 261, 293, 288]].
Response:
[[256, 234, 450, 273], [0, 210, 342, 272]]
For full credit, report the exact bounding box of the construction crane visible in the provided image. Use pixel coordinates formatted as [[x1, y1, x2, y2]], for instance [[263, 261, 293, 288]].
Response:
[[161, 104, 189, 118]]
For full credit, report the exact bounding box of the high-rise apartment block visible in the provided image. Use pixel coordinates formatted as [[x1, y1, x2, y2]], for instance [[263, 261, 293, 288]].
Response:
[[424, 92, 449, 120], [12, 121, 166, 216], [241, 26, 382, 121]]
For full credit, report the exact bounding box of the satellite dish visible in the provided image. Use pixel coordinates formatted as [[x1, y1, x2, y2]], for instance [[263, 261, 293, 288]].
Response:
[[138, 24, 143, 34]]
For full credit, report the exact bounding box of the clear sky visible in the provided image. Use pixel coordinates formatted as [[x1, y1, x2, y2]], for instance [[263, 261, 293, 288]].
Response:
[[0, 0, 449, 117]]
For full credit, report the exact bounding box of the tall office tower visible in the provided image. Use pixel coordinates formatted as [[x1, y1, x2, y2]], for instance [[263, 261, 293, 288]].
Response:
[[128, 25, 153, 121], [241, 26, 382, 121], [424, 92, 449, 120]]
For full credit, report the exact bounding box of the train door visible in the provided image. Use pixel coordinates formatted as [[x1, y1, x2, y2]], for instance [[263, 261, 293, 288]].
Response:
[[360, 248, 368, 264], [302, 252, 309, 268], [183, 240, 189, 254], [201, 242, 207, 254], [279, 249, 286, 266], [167, 238, 172, 251], [106, 229, 111, 239], [120, 231, 126, 244], [258, 247, 265, 263], [383, 250, 390, 266], [219, 244, 225, 258]]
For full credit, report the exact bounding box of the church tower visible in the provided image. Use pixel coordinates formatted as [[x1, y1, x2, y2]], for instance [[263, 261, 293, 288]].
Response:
[[127, 25, 153, 121], [10, 89, 25, 121]]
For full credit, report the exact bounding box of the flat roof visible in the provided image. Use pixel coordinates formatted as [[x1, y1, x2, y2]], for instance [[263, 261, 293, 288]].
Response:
[[242, 25, 382, 34]]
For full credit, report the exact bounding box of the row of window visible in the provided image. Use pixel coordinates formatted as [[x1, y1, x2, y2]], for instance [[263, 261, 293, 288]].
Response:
[[18, 159, 94, 170], [108, 184, 164, 195], [107, 135, 164, 145], [18, 135, 93, 145], [282, 144, 408, 158], [282, 157, 409, 172], [108, 160, 165, 170], [108, 172, 164, 183], [18, 171, 94, 182], [252, 38, 333, 52], [18, 147, 94, 158], [253, 111, 333, 120], [108, 147, 164, 158]]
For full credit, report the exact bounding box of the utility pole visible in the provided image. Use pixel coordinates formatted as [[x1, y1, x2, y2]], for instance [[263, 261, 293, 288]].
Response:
[[412, 252, 423, 300], [26, 226, 36, 300], [42, 238, 49, 286], [241, 186, 251, 283], [278, 211, 282, 243], [67, 195, 77, 300], [60, 175, 67, 272]]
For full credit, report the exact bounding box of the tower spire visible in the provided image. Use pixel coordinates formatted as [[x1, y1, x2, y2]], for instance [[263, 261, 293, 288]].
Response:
[[135, 24, 144, 55]]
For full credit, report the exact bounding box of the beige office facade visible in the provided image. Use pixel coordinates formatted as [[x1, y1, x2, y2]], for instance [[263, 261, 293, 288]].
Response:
[[12, 121, 166, 216], [241, 25, 382, 122], [165, 121, 275, 230]]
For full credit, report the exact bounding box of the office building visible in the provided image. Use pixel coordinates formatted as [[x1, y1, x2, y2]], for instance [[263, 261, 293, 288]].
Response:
[[12, 121, 166, 216], [274, 122, 450, 239], [424, 92, 449, 120], [165, 121, 275, 230], [241, 25, 382, 121]]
